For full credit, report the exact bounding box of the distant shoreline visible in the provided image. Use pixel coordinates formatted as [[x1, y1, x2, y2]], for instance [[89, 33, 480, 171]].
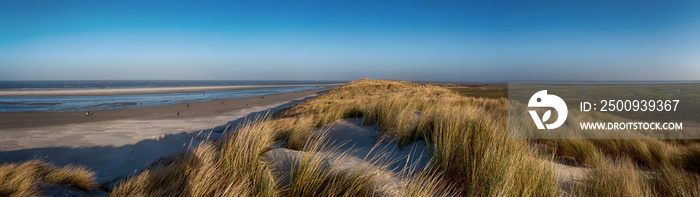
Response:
[[0, 84, 343, 97], [0, 87, 333, 142], [0, 87, 333, 184]]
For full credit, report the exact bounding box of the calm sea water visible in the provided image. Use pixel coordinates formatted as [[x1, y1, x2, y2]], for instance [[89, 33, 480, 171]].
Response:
[[0, 80, 345, 113]]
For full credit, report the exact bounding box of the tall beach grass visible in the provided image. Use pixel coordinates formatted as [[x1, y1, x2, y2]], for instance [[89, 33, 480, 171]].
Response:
[[2, 79, 698, 196]]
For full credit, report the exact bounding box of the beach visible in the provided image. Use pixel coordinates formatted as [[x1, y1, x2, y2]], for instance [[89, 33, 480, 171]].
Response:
[[0, 86, 334, 184], [0, 84, 341, 97], [0, 87, 329, 131]]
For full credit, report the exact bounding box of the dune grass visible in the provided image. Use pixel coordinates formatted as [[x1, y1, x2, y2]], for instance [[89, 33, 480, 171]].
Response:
[[531, 137, 700, 195], [273, 79, 699, 196], [282, 132, 458, 197], [280, 134, 380, 197], [583, 156, 653, 196], [572, 149, 700, 196], [0, 159, 97, 197], [274, 79, 558, 196], [112, 119, 278, 196], [4, 79, 698, 196]]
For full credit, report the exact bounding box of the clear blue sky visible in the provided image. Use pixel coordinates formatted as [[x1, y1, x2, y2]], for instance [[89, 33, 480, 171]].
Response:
[[1, 0, 698, 81]]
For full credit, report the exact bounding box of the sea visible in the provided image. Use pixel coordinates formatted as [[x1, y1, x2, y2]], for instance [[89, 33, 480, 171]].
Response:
[[0, 80, 345, 113]]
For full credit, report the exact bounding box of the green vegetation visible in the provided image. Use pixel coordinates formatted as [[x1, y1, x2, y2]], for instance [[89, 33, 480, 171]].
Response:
[[444, 85, 508, 99]]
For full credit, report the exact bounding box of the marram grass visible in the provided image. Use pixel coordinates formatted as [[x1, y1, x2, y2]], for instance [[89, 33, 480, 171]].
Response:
[[2, 79, 698, 196], [0, 159, 97, 197]]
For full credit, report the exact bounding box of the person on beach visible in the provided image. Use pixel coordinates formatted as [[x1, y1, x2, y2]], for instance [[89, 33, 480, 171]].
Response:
[[177, 112, 180, 116], [187, 104, 190, 108]]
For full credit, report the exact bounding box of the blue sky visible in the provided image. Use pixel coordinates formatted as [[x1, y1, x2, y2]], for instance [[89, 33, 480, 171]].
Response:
[[1, 1, 698, 81]]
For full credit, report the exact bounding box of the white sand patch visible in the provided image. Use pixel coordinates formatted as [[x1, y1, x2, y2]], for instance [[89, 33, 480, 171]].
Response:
[[315, 118, 432, 173], [2, 101, 288, 151], [262, 118, 432, 196]]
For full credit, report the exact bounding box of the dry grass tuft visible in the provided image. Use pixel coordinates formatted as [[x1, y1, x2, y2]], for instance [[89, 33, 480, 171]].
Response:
[[583, 157, 653, 196], [0, 159, 98, 196], [112, 119, 278, 196], [679, 144, 700, 174], [280, 134, 378, 196]]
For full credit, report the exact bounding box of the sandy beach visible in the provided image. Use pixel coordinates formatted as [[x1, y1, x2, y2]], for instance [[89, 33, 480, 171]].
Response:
[[0, 87, 334, 184], [0, 87, 328, 130]]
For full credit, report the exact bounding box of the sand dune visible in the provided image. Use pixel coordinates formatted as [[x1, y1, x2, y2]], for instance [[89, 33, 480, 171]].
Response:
[[263, 118, 431, 196]]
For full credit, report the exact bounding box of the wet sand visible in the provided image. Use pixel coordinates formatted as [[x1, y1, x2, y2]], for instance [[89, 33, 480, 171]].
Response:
[[0, 89, 326, 130]]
